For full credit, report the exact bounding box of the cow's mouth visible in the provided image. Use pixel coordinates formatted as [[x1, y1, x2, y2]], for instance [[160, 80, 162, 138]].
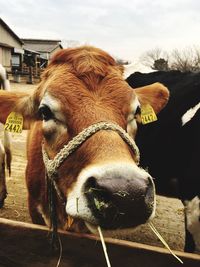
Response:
[[83, 176, 155, 230]]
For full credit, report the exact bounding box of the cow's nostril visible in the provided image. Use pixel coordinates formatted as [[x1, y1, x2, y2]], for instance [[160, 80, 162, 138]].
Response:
[[84, 176, 111, 202], [84, 177, 115, 222], [85, 176, 97, 192]]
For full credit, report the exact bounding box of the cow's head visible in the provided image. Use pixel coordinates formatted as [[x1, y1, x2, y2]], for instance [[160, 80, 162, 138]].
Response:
[[0, 46, 169, 232]]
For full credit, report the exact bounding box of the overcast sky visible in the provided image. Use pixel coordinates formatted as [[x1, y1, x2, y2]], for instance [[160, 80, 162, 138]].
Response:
[[1, 0, 200, 62]]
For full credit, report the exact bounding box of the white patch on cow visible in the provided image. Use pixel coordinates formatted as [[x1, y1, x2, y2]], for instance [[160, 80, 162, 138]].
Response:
[[66, 165, 99, 225], [37, 204, 51, 227], [40, 93, 66, 123], [40, 93, 67, 138], [182, 102, 200, 126], [3, 79, 11, 91], [0, 64, 7, 81], [0, 64, 10, 91], [127, 120, 137, 139], [66, 162, 156, 228], [127, 97, 140, 138], [43, 119, 63, 132], [185, 196, 200, 251], [0, 65, 11, 204], [123, 62, 156, 80], [0, 141, 5, 168]]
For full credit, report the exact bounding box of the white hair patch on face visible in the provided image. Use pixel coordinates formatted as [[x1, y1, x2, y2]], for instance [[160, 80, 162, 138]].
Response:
[[40, 92, 66, 123], [66, 166, 97, 225], [185, 196, 200, 251], [127, 96, 140, 138], [40, 92, 68, 139], [127, 120, 137, 139], [182, 102, 200, 126]]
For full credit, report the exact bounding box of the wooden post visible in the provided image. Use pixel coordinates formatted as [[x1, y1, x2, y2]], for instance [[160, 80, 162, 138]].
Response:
[[27, 66, 33, 84]]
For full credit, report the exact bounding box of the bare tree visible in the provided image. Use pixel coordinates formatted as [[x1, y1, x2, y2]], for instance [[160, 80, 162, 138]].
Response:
[[140, 48, 169, 70], [140, 46, 200, 72], [170, 46, 200, 72]]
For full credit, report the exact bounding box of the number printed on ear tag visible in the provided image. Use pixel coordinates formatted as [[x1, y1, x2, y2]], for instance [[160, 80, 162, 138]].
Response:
[[4, 112, 23, 133], [141, 104, 157, 125]]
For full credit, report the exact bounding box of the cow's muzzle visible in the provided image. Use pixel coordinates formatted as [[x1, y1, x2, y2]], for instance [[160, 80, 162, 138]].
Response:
[[84, 170, 155, 229]]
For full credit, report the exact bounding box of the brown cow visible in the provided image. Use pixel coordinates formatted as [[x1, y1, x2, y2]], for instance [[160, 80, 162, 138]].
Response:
[[0, 46, 169, 233]]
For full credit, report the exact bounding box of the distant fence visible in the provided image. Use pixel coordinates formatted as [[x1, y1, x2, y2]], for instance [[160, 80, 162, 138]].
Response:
[[7, 68, 44, 84]]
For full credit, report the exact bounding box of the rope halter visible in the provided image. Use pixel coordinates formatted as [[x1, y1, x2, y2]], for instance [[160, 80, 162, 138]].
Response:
[[42, 121, 140, 179], [42, 121, 140, 245]]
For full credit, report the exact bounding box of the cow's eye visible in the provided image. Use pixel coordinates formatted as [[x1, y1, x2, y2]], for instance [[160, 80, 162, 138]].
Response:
[[38, 105, 53, 121], [128, 104, 141, 123], [135, 105, 141, 116]]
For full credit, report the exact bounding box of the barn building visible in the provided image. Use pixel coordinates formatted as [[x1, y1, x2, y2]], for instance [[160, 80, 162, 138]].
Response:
[[22, 38, 63, 66], [0, 18, 24, 72], [0, 18, 63, 82]]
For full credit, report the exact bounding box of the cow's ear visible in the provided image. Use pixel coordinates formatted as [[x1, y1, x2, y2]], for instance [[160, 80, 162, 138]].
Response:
[[134, 82, 169, 114], [0, 90, 39, 129]]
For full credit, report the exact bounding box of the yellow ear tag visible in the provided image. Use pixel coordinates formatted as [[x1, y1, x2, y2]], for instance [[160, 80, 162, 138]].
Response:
[[141, 104, 157, 125], [4, 112, 23, 133]]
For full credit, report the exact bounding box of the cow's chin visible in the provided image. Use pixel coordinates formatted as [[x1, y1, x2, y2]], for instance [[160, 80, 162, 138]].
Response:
[[85, 221, 141, 238], [84, 214, 155, 238], [85, 221, 127, 236]]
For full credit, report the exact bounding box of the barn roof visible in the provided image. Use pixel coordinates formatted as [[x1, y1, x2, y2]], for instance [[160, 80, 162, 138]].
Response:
[[0, 18, 23, 45], [24, 48, 40, 55], [22, 39, 63, 53], [0, 42, 13, 49]]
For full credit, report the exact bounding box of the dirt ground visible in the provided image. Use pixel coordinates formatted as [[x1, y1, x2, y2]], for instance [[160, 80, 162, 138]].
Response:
[[0, 82, 37, 223]]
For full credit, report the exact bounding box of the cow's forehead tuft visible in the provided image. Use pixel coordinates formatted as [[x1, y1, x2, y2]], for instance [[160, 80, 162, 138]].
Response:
[[50, 45, 116, 67]]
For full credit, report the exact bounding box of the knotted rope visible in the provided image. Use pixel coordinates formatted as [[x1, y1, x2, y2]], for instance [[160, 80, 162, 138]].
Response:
[[42, 121, 140, 176], [42, 121, 140, 246]]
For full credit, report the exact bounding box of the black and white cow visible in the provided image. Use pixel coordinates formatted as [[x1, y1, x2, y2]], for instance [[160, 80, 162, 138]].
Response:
[[125, 70, 200, 252], [0, 64, 11, 208]]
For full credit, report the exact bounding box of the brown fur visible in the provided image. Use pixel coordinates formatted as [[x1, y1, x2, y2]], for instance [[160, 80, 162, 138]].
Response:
[[0, 46, 169, 230]]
